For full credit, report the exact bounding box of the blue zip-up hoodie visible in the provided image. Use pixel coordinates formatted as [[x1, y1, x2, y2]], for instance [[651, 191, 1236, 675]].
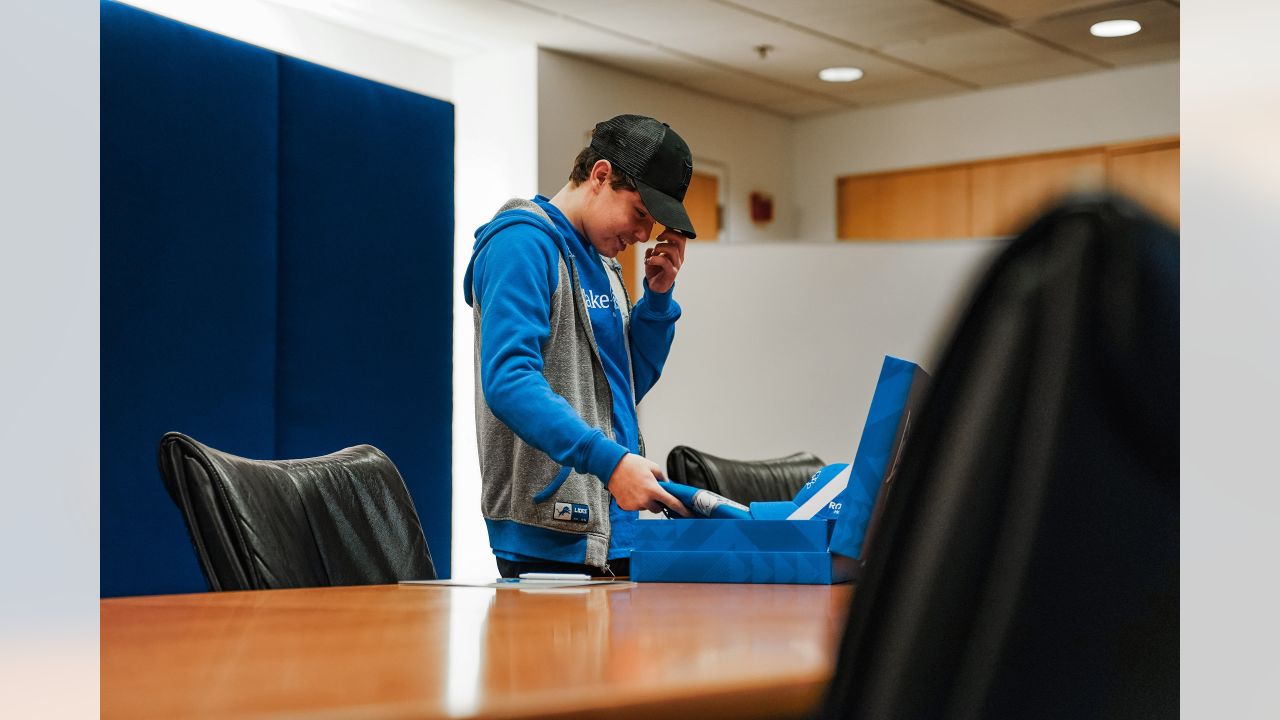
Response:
[[463, 197, 680, 568]]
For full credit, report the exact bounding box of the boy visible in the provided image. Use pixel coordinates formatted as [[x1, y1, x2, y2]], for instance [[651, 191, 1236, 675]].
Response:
[[463, 114, 696, 577]]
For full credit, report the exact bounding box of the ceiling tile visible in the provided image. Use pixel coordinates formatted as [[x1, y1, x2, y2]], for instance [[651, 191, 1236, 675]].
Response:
[[821, 71, 970, 107], [1018, 1, 1179, 66], [733, 45, 967, 105], [724, 0, 993, 49], [529, 0, 767, 47], [669, 65, 841, 108], [882, 27, 1102, 86], [541, 48, 817, 117], [955, 0, 1115, 22], [553, 42, 707, 80], [777, 95, 851, 116], [680, 77, 848, 116]]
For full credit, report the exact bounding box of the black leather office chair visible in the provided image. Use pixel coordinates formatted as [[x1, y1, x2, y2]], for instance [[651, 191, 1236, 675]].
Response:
[[159, 432, 437, 591], [818, 195, 1178, 719], [666, 445, 825, 503]]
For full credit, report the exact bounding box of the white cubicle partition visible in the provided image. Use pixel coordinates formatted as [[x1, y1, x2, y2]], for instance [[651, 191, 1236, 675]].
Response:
[[638, 239, 1005, 469]]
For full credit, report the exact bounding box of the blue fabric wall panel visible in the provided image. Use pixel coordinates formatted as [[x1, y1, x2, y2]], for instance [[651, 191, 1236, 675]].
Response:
[[101, 2, 279, 596], [276, 58, 454, 578]]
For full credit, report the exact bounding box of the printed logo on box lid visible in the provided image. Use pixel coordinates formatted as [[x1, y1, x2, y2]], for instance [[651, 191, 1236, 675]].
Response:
[[791, 463, 850, 519]]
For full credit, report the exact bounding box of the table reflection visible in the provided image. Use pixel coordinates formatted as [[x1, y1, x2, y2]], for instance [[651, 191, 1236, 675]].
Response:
[[102, 582, 851, 719]]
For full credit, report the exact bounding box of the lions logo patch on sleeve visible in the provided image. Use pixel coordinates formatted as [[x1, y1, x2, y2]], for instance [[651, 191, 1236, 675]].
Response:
[[553, 502, 590, 523]]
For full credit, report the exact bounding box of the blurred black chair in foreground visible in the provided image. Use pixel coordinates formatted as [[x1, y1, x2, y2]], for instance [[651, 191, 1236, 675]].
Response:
[[159, 432, 437, 591], [820, 195, 1178, 719], [666, 445, 825, 503]]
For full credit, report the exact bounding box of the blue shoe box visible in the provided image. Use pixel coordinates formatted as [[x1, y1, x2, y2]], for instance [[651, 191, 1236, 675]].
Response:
[[631, 547, 858, 584], [629, 516, 855, 584], [631, 355, 929, 585], [631, 517, 833, 552]]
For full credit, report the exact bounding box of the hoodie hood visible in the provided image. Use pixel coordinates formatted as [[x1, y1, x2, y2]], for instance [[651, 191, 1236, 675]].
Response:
[[463, 198, 564, 307]]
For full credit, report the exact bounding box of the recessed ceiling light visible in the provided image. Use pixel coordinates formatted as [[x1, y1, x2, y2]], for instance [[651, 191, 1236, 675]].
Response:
[[1090, 19, 1142, 38], [819, 67, 864, 83]]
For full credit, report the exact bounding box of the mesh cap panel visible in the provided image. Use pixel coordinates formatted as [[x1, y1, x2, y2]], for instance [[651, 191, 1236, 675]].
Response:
[[590, 115, 665, 181]]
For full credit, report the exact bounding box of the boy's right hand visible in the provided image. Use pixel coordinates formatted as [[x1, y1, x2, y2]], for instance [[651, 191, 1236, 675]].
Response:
[[607, 454, 691, 517]]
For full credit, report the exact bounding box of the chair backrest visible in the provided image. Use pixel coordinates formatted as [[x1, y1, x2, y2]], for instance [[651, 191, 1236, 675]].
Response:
[[819, 194, 1178, 719], [158, 432, 437, 591], [666, 446, 825, 503]]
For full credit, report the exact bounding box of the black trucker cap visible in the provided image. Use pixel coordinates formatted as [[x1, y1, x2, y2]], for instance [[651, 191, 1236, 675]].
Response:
[[589, 114, 697, 239]]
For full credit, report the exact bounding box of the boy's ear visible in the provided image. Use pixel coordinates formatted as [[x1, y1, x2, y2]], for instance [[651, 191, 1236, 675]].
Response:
[[591, 159, 612, 187]]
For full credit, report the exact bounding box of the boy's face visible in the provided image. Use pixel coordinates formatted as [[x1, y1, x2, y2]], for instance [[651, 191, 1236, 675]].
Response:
[[581, 171, 655, 259]]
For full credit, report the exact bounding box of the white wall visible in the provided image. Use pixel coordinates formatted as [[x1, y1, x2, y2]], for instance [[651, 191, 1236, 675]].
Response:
[[450, 46, 540, 580], [536, 50, 796, 241], [792, 61, 1180, 240], [120, 0, 454, 101], [637, 240, 1003, 471]]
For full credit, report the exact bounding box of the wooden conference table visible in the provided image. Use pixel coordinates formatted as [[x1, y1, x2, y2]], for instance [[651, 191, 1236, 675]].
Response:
[[102, 581, 853, 719]]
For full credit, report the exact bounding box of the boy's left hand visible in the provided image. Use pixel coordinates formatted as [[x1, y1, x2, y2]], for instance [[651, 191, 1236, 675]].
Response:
[[643, 229, 686, 294]]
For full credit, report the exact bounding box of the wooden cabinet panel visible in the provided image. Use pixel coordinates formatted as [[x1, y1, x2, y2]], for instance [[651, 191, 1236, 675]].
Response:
[[1108, 142, 1179, 227], [838, 165, 970, 240], [970, 150, 1106, 237], [837, 174, 884, 239], [833, 136, 1176, 241], [885, 167, 971, 239]]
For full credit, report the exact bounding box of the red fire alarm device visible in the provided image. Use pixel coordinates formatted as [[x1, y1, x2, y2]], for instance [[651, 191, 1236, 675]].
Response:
[[749, 192, 774, 224]]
